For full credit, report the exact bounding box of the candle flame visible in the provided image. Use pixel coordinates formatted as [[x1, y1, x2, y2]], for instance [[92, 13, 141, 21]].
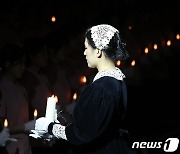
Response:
[[153, 44, 158, 50], [51, 16, 56, 22], [4, 119, 8, 127], [54, 95, 58, 104], [128, 25, 132, 30], [144, 47, 149, 54], [176, 34, 180, 40], [131, 60, 136, 66], [167, 40, 171, 46], [80, 76, 87, 84], [34, 109, 37, 118], [116, 60, 121, 66], [73, 93, 77, 100], [48, 95, 58, 104]]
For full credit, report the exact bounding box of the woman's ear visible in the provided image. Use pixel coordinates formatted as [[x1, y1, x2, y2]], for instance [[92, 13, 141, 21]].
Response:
[[96, 49, 102, 58]]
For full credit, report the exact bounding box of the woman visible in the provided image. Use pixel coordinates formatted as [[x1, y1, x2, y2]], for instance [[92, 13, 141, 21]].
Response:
[[32, 24, 129, 153]]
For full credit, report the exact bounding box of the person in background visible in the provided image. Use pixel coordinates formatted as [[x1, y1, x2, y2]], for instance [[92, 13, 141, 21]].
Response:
[[43, 31, 72, 112], [20, 36, 52, 119], [0, 43, 35, 154]]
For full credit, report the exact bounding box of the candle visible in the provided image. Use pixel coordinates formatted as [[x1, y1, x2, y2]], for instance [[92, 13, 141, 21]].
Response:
[[73, 92, 77, 101], [34, 109, 37, 120], [54, 109, 57, 121], [80, 76, 87, 84], [4, 119, 8, 128], [45, 95, 58, 122], [3, 118, 18, 142]]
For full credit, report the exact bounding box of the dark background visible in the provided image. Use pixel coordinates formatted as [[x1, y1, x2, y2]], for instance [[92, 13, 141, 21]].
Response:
[[0, 0, 179, 153]]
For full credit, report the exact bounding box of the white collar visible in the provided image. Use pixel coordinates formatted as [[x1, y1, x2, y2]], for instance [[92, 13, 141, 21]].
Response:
[[93, 67, 125, 82]]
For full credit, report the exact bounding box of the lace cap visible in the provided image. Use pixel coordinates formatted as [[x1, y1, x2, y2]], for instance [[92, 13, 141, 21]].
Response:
[[90, 24, 118, 50]]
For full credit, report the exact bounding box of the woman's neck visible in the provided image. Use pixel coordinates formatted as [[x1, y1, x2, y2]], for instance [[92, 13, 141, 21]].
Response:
[[97, 60, 116, 72]]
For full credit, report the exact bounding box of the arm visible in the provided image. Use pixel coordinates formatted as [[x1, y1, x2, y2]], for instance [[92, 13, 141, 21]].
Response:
[[8, 125, 25, 134], [8, 120, 35, 134], [48, 85, 114, 145], [48, 122, 67, 140]]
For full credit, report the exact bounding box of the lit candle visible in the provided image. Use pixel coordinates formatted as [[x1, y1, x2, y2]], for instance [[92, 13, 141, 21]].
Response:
[[45, 95, 58, 122], [73, 92, 77, 101], [80, 76, 87, 84], [54, 108, 57, 121], [116, 60, 121, 66], [3, 118, 18, 142], [51, 16, 56, 22], [4, 119, 8, 128], [34, 109, 37, 120], [131, 60, 136, 67]]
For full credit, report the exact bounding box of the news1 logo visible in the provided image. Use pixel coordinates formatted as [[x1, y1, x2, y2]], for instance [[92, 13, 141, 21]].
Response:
[[164, 138, 179, 152], [132, 138, 179, 152]]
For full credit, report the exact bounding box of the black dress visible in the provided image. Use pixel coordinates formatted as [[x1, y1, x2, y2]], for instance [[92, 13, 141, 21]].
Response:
[[65, 76, 128, 154]]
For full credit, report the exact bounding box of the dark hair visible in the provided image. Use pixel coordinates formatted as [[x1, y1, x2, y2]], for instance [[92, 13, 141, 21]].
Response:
[[85, 27, 129, 61], [0, 43, 24, 73]]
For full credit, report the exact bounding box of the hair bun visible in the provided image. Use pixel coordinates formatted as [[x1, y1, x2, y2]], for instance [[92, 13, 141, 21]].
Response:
[[116, 40, 129, 61]]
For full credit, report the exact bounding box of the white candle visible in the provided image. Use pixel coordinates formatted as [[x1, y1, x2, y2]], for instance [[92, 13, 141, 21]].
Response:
[[45, 95, 58, 122], [54, 109, 57, 121]]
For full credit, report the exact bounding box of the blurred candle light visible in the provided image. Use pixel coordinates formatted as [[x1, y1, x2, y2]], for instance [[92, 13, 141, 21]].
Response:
[[51, 16, 56, 22], [167, 40, 171, 46], [73, 93, 77, 101], [34, 109, 37, 120], [116, 60, 121, 66], [176, 34, 180, 40], [153, 44, 158, 50], [80, 76, 87, 84], [128, 25, 132, 30], [144, 47, 149, 54], [4, 119, 8, 128], [131, 60, 136, 67]]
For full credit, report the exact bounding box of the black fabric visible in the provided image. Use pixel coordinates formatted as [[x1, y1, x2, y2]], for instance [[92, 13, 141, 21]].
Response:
[[48, 122, 54, 135], [64, 77, 128, 154]]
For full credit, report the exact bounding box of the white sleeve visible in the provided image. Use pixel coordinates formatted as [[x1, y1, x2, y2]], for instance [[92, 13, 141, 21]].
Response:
[[52, 124, 67, 140]]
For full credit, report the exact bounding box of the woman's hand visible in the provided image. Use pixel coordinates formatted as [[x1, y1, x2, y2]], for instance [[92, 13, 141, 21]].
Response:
[[29, 117, 52, 139], [35, 117, 52, 133], [24, 120, 36, 132]]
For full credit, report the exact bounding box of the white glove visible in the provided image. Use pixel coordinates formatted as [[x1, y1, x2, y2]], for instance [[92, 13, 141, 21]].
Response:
[[24, 120, 36, 132], [0, 127, 10, 146], [29, 117, 52, 140], [35, 117, 52, 133], [29, 130, 44, 139]]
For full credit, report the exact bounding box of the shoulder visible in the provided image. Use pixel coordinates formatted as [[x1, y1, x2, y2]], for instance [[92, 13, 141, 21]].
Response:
[[78, 77, 123, 100], [93, 77, 122, 92]]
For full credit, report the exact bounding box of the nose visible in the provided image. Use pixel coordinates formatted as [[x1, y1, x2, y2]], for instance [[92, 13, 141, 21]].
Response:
[[84, 50, 86, 56]]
